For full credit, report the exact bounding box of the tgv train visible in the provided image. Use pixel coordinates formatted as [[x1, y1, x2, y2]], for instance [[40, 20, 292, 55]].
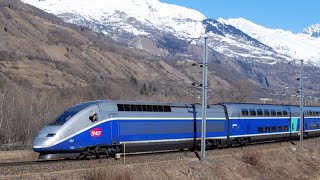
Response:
[[33, 100, 320, 159]]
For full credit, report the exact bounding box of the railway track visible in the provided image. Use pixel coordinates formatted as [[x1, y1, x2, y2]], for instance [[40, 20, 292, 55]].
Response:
[[0, 138, 317, 179], [0, 159, 77, 167], [0, 138, 299, 167]]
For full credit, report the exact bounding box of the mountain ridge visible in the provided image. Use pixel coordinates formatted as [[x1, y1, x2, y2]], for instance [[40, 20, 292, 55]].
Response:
[[21, 0, 320, 66], [219, 18, 320, 64], [303, 23, 320, 37]]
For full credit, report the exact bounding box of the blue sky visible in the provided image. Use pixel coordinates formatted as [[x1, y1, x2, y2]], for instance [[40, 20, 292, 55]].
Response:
[[160, 0, 320, 33]]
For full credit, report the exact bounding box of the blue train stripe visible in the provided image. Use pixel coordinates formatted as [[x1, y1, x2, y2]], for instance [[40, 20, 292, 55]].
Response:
[[34, 117, 226, 148]]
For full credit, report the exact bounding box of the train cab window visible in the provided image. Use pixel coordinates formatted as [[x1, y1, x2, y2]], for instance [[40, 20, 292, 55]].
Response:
[[242, 109, 249, 116], [284, 126, 289, 131], [272, 126, 276, 132], [124, 104, 130, 111], [276, 109, 282, 116], [117, 104, 125, 111], [257, 109, 263, 116], [282, 110, 288, 116], [130, 105, 137, 111], [136, 105, 142, 111], [278, 126, 283, 132], [258, 127, 263, 133], [265, 126, 270, 133], [158, 106, 164, 112], [264, 109, 270, 116], [249, 109, 256, 116], [270, 109, 276, 116]]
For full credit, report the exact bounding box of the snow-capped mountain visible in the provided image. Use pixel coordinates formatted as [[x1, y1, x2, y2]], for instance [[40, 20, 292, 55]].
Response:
[[219, 18, 320, 64], [21, 0, 205, 39], [21, 0, 320, 66], [303, 24, 320, 37]]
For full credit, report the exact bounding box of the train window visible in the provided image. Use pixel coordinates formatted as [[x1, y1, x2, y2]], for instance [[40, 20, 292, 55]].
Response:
[[136, 105, 142, 111], [311, 123, 317, 129], [270, 109, 276, 116], [276, 109, 282, 116], [249, 109, 256, 116], [242, 109, 249, 116], [142, 105, 147, 111], [124, 104, 130, 111], [278, 126, 283, 132], [163, 106, 171, 112], [282, 110, 288, 116], [147, 105, 153, 112], [257, 109, 263, 116], [130, 105, 137, 111], [258, 127, 263, 133], [265, 126, 270, 133], [158, 106, 164, 112], [292, 112, 299, 117], [313, 111, 317, 116], [272, 126, 276, 132], [317, 111, 320, 116], [284, 126, 289, 131], [152, 105, 159, 112], [263, 109, 270, 116], [117, 104, 124, 111]]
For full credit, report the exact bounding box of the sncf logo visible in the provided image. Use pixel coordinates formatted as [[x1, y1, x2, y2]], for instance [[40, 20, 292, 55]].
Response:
[[90, 127, 102, 137]]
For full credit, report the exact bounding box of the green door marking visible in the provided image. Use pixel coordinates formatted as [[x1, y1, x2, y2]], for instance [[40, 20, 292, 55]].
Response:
[[291, 118, 298, 132]]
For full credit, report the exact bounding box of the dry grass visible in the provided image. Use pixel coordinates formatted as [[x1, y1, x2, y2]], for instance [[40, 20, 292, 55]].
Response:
[[1, 139, 320, 179], [83, 167, 133, 180]]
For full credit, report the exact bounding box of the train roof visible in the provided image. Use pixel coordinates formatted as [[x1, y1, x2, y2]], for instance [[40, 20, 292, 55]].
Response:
[[75, 100, 194, 107], [219, 102, 292, 109]]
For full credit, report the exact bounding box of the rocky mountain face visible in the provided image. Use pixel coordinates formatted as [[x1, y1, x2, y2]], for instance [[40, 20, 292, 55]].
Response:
[[19, 0, 320, 100], [1, 0, 252, 104], [303, 24, 320, 37], [21, 0, 320, 64], [1, 0, 320, 102]]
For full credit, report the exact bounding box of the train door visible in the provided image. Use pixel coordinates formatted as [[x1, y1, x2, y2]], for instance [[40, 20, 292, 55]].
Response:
[[109, 113, 119, 144], [290, 117, 298, 135], [288, 106, 298, 137]]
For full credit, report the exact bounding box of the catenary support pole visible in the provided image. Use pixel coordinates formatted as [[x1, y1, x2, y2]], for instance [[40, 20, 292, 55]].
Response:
[[300, 59, 304, 146], [200, 36, 208, 160]]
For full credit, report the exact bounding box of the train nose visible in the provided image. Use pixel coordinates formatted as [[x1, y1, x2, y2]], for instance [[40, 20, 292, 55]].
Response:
[[32, 125, 61, 152], [33, 137, 52, 151]]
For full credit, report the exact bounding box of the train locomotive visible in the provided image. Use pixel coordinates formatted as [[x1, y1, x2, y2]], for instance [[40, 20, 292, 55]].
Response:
[[33, 100, 320, 159]]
